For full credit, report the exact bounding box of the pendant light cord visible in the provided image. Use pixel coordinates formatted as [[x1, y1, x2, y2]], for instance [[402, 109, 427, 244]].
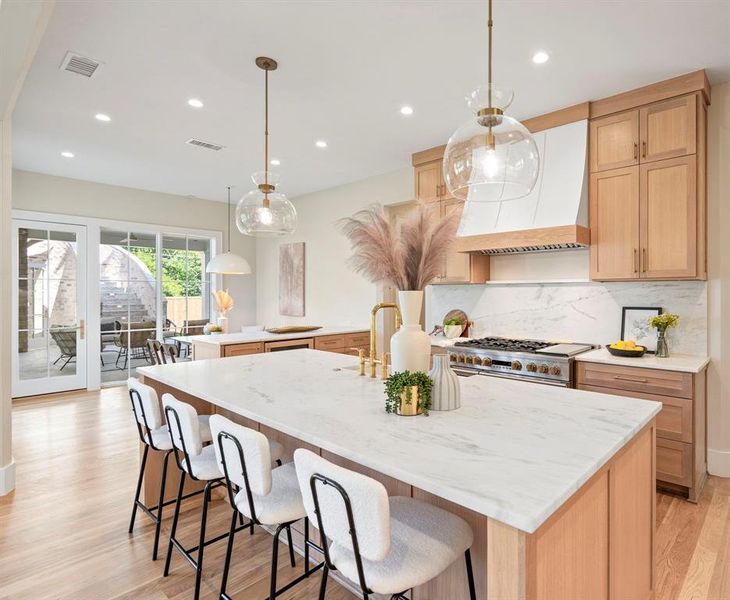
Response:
[[264, 68, 269, 188], [227, 185, 232, 252], [488, 0, 493, 108]]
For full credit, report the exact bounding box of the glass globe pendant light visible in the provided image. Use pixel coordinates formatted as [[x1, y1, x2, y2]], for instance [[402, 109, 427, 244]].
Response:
[[206, 186, 252, 274], [236, 57, 297, 237], [443, 0, 539, 202]]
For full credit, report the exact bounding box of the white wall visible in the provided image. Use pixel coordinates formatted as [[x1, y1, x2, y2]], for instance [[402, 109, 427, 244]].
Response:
[[707, 81, 730, 476], [255, 167, 412, 327], [11, 170, 257, 331]]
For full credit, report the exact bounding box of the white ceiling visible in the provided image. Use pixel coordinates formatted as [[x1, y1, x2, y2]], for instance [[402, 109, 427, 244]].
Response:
[[12, 0, 730, 203]]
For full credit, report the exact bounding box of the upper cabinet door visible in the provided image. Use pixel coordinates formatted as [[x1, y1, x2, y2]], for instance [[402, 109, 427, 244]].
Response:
[[590, 167, 640, 280], [414, 160, 443, 203], [639, 95, 696, 164], [440, 198, 471, 283], [589, 110, 639, 173], [640, 156, 697, 279]]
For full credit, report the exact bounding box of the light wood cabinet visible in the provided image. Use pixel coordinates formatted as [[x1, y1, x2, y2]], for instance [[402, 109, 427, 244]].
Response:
[[408, 155, 491, 284], [589, 92, 705, 281], [589, 167, 640, 280], [640, 155, 697, 278], [640, 95, 696, 162], [222, 342, 265, 357], [589, 110, 639, 172], [576, 361, 706, 501]]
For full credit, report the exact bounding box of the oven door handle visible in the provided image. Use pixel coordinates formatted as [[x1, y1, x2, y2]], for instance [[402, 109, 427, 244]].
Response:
[[476, 370, 570, 387]]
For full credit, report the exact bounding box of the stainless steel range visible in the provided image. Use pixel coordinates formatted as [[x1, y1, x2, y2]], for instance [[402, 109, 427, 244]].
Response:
[[448, 337, 595, 387]]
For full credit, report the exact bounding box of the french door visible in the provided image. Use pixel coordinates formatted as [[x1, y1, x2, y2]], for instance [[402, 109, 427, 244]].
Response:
[[12, 220, 87, 397]]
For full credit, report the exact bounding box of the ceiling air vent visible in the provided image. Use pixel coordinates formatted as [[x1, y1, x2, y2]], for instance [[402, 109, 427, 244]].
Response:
[[185, 138, 224, 151], [60, 51, 101, 78]]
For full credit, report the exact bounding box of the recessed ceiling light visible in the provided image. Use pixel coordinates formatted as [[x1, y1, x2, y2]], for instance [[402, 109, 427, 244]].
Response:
[[315, 140, 328, 148], [532, 51, 549, 64], [400, 105, 414, 116], [187, 98, 204, 108], [95, 113, 111, 122], [61, 151, 74, 158], [270, 158, 281, 166]]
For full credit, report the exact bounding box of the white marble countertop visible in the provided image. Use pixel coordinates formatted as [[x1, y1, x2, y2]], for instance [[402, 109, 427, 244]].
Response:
[[430, 335, 470, 348], [187, 326, 369, 347], [576, 348, 710, 373], [138, 350, 660, 533]]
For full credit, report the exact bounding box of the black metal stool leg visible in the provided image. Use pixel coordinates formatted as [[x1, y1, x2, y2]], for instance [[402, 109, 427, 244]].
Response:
[[318, 565, 329, 600], [163, 471, 186, 577], [219, 509, 239, 600], [128, 445, 149, 533], [269, 523, 285, 600], [465, 548, 476, 600], [286, 524, 296, 567], [151, 449, 171, 560], [193, 481, 213, 600]]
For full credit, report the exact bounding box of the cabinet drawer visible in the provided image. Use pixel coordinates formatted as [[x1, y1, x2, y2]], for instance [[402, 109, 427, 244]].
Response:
[[264, 338, 314, 352], [577, 384, 692, 442], [343, 332, 370, 349], [656, 438, 693, 487], [314, 335, 345, 352], [223, 342, 265, 357], [576, 362, 692, 399]]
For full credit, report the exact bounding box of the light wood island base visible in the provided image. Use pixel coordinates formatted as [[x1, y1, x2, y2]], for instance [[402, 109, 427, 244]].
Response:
[[142, 377, 656, 600]]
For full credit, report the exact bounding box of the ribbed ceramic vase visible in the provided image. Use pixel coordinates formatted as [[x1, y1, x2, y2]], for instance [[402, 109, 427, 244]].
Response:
[[429, 354, 461, 411], [390, 290, 431, 373]]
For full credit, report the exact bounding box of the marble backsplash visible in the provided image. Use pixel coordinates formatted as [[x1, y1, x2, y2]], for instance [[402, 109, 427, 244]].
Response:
[[426, 280, 708, 356]]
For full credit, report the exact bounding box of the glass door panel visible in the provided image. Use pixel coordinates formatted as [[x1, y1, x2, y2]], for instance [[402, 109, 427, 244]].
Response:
[[13, 221, 87, 397]]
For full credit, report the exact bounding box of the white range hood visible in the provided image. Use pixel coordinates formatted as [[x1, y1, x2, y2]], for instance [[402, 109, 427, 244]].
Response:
[[455, 119, 590, 254]]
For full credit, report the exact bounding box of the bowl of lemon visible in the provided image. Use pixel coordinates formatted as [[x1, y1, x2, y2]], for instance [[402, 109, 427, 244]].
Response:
[[607, 340, 646, 357]]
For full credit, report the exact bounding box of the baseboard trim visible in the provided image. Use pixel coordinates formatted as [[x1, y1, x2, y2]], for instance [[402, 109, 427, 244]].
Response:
[[0, 458, 16, 495], [708, 448, 730, 477]]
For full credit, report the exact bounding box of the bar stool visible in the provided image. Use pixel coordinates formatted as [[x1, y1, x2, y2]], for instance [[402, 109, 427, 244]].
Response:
[[162, 395, 286, 600], [127, 377, 213, 560], [210, 415, 323, 600], [293, 449, 477, 600]]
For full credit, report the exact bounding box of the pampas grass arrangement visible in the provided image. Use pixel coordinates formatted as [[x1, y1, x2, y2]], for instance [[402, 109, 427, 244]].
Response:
[[340, 204, 458, 291]]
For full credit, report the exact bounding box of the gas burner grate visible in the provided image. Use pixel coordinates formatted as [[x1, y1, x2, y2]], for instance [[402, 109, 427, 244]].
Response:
[[454, 337, 554, 353]]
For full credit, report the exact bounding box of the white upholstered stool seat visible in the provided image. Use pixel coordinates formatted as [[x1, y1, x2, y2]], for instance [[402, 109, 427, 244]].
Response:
[[329, 496, 474, 594], [180, 444, 223, 480], [144, 416, 213, 450], [234, 462, 306, 525]]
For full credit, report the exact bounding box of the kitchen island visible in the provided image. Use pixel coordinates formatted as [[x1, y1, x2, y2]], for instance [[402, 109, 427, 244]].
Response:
[[139, 350, 661, 600]]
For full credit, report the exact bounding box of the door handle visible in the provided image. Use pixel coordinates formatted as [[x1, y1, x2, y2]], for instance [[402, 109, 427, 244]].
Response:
[[79, 319, 85, 340], [642, 140, 647, 158], [633, 142, 638, 160], [634, 248, 638, 273], [614, 375, 649, 384], [642, 248, 647, 272]]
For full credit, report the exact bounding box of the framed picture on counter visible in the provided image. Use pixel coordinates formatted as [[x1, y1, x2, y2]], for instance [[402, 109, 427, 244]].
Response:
[[621, 306, 663, 353]]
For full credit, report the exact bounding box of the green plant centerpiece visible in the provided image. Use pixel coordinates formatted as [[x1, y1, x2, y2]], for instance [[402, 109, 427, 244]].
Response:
[[648, 313, 679, 358], [384, 370, 433, 416]]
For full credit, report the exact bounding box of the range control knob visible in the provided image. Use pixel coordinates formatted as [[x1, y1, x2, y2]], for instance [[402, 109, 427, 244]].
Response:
[[473, 356, 483, 366], [482, 357, 493, 366], [526, 363, 538, 372], [549, 365, 562, 376], [450, 353, 457, 362], [538, 364, 549, 374], [511, 360, 523, 371], [458, 354, 467, 363]]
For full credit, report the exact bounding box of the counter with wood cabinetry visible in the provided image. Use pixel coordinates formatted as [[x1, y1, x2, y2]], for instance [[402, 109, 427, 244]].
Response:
[[576, 349, 708, 501], [138, 350, 660, 600], [188, 327, 370, 361]]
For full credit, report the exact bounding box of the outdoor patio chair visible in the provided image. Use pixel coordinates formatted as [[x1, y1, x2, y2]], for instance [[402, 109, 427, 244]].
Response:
[[50, 327, 77, 371]]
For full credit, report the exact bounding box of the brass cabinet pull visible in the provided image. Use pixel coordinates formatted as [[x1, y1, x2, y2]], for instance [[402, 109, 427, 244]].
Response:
[[79, 319, 85, 340], [642, 140, 647, 158], [633, 248, 638, 273], [633, 142, 638, 160]]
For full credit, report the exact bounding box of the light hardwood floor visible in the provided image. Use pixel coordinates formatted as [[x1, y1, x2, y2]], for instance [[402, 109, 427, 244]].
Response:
[[1, 387, 729, 600]]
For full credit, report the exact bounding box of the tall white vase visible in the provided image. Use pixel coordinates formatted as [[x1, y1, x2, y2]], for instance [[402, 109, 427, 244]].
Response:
[[390, 290, 431, 373]]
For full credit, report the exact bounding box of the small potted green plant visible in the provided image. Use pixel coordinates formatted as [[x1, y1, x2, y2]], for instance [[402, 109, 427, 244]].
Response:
[[384, 371, 433, 416], [648, 313, 679, 358], [205, 324, 224, 335], [443, 318, 463, 339]]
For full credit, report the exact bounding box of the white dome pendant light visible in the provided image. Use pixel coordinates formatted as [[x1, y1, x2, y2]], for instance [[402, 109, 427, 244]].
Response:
[[236, 57, 297, 237], [443, 0, 539, 202], [206, 186, 253, 274]]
